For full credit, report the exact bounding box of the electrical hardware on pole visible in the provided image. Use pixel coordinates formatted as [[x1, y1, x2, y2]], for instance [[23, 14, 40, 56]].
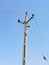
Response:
[[18, 12, 34, 65]]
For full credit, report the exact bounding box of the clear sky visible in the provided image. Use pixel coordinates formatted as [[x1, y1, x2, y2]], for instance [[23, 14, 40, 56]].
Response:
[[0, 0, 49, 65]]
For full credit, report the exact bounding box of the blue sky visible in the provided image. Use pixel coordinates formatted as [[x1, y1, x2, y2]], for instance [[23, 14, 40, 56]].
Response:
[[0, 0, 49, 65]]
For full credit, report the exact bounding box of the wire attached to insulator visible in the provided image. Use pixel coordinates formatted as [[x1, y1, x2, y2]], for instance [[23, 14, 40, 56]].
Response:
[[43, 56, 46, 60], [43, 56, 49, 65]]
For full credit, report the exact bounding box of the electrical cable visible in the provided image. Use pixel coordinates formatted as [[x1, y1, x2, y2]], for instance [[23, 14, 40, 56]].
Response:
[[30, 22, 48, 57], [28, 34, 44, 65], [28, 30, 49, 65], [43, 56, 49, 65], [0, 10, 17, 13], [29, 25, 49, 65], [30, 25, 46, 55], [35, 21, 49, 57], [29, 28, 44, 56]]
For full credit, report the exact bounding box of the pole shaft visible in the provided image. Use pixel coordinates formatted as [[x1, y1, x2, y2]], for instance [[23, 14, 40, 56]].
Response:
[[18, 12, 34, 65], [23, 14, 28, 65]]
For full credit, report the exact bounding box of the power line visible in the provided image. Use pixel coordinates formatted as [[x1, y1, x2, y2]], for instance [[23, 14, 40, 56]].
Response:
[[29, 28, 44, 56], [0, 10, 17, 13], [43, 56, 49, 65], [29, 21, 49, 65], [30, 21, 48, 58], [28, 34, 44, 65], [28, 29, 49, 65], [35, 21, 49, 57]]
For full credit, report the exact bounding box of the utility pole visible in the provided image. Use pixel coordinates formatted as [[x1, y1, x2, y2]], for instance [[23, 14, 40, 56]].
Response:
[[18, 12, 34, 65]]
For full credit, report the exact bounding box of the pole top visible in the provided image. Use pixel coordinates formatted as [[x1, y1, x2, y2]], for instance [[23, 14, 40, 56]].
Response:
[[25, 12, 28, 15]]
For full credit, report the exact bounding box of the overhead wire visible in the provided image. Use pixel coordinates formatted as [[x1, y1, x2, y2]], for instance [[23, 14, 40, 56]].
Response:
[[35, 22, 48, 54], [35, 21, 49, 58], [28, 28, 44, 56], [0, 10, 17, 13], [43, 56, 49, 65], [28, 28, 49, 65], [0, 10, 26, 14], [29, 18, 49, 65], [29, 27, 44, 56], [28, 31, 44, 65], [28, 33, 42, 57]]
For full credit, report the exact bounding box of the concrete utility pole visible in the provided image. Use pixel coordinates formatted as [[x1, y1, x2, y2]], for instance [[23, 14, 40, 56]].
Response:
[[18, 12, 34, 65]]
